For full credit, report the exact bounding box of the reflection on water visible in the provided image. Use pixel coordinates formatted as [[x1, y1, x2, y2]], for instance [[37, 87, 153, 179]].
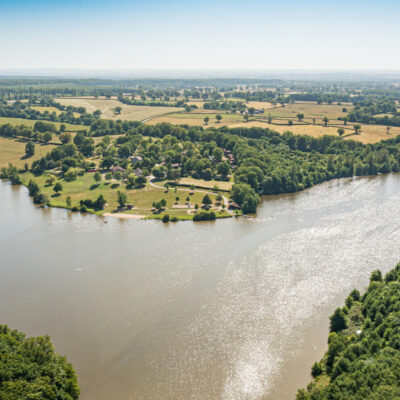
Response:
[[1, 175, 400, 400]]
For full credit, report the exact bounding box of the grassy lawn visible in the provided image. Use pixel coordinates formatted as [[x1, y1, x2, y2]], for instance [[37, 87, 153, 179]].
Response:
[[176, 177, 233, 191], [20, 172, 225, 219], [0, 117, 86, 132], [0, 137, 55, 168]]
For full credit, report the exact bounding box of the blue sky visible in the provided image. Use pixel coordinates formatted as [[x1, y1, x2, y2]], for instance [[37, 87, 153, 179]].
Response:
[[1, 0, 399, 70]]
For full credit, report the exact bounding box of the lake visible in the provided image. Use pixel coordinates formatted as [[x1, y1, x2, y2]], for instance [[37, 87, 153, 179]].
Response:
[[1, 174, 400, 400]]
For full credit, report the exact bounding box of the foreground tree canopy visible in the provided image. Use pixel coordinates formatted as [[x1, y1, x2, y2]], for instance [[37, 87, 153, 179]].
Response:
[[297, 263, 400, 400], [0, 325, 79, 400]]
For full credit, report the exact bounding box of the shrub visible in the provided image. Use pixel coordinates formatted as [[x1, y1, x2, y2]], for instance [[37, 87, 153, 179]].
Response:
[[193, 211, 216, 221], [162, 214, 170, 223], [33, 192, 48, 205], [311, 362, 323, 378]]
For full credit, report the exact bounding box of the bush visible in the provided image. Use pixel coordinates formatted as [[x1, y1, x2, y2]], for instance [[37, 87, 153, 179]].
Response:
[[65, 170, 77, 181], [162, 214, 170, 223], [28, 180, 40, 196], [311, 362, 323, 378], [330, 308, 347, 332], [171, 216, 178, 222], [33, 192, 48, 205], [193, 211, 216, 221], [79, 195, 106, 211]]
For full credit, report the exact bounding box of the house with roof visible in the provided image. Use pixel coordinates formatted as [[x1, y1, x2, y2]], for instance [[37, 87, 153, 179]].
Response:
[[130, 155, 143, 166], [111, 166, 126, 173]]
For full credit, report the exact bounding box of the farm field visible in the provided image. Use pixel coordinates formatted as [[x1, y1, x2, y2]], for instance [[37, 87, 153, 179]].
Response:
[[0, 137, 55, 168], [148, 112, 243, 127], [145, 101, 397, 144], [190, 108, 224, 114], [31, 106, 81, 118], [246, 101, 274, 109], [228, 120, 400, 144], [0, 116, 86, 132], [55, 98, 183, 121], [20, 172, 226, 219], [31, 106, 63, 115], [266, 102, 353, 119], [186, 100, 205, 107]]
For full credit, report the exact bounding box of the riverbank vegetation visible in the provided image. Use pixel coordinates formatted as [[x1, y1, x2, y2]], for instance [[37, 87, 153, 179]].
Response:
[[0, 325, 79, 399], [2, 116, 400, 219], [297, 263, 400, 399]]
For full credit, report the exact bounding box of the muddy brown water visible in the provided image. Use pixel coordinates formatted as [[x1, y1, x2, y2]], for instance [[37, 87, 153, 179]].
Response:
[[1, 175, 400, 400]]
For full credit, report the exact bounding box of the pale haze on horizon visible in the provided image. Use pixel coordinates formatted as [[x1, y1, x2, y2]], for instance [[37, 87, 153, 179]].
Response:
[[1, 0, 400, 71]]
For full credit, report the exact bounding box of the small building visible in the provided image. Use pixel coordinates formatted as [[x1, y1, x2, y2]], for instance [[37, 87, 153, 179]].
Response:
[[126, 204, 133, 210], [134, 168, 142, 177], [228, 201, 241, 210], [111, 166, 126, 173], [130, 155, 143, 166], [87, 168, 99, 173]]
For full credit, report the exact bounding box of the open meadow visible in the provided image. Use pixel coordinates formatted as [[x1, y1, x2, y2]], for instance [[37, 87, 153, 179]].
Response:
[[176, 177, 233, 191], [0, 137, 55, 168], [246, 101, 274, 109], [266, 102, 353, 120], [146, 101, 395, 144], [227, 119, 399, 144], [0, 116, 86, 132], [148, 112, 243, 127], [55, 98, 183, 122]]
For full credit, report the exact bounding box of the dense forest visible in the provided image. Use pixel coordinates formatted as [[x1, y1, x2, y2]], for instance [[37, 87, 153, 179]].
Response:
[[0, 325, 79, 399], [297, 263, 400, 399]]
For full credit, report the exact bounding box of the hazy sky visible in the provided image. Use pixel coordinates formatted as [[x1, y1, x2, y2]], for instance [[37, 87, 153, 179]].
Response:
[[1, 0, 400, 71]]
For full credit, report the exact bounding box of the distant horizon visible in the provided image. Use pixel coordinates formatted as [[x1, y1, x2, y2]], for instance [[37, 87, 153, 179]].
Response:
[[1, 68, 400, 81]]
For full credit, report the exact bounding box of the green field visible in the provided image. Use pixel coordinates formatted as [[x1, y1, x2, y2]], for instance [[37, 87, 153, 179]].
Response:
[[0, 117, 86, 132], [175, 177, 233, 191], [0, 137, 55, 168]]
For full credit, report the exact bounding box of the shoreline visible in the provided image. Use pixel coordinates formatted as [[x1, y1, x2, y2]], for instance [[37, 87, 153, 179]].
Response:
[[103, 212, 145, 220]]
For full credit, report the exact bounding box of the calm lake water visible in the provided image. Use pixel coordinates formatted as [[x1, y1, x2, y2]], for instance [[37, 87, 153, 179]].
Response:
[[1, 175, 400, 400]]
